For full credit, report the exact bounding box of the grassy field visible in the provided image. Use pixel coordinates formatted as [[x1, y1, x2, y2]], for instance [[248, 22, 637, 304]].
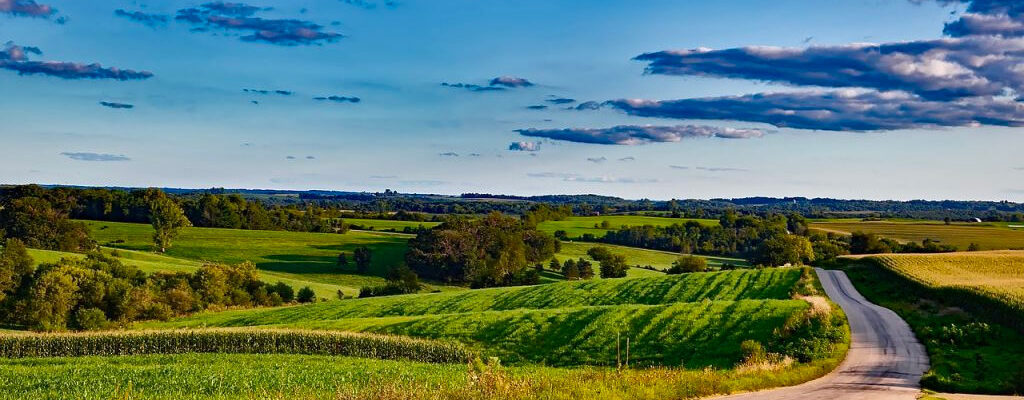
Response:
[[839, 252, 1024, 393], [811, 220, 1024, 250], [343, 218, 441, 232], [537, 216, 718, 238], [80, 220, 460, 297], [0, 351, 847, 400], [141, 269, 808, 367], [557, 241, 749, 270]]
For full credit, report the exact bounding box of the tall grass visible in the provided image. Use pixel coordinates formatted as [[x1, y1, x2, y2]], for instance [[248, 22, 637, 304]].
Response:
[[0, 329, 470, 363]]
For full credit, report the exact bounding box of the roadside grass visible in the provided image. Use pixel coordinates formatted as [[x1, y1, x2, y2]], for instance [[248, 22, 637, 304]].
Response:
[[556, 241, 750, 270], [810, 220, 1024, 250], [837, 257, 1024, 394], [537, 216, 719, 238], [80, 220, 459, 296]]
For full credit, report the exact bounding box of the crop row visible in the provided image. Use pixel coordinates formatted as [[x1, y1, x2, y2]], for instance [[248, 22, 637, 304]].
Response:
[[0, 329, 471, 363]]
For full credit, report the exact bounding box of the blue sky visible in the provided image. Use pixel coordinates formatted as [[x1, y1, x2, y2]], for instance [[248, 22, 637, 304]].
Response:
[[2, 0, 1023, 200]]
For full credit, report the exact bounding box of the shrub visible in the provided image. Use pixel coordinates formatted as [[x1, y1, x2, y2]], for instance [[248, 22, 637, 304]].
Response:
[[667, 256, 707, 274], [297, 287, 316, 303], [72, 308, 109, 331]]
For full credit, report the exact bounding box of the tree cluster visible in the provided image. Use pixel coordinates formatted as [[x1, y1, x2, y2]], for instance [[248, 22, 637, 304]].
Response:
[[0, 241, 296, 331], [405, 213, 559, 287]]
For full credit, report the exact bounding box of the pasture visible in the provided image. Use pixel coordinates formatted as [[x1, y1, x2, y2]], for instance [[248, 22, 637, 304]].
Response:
[[811, 220, 1024, 250], [537, 216, 719, 238]]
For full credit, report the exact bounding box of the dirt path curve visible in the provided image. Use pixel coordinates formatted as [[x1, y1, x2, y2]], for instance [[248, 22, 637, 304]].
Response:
[[711, 268, 930, 400]]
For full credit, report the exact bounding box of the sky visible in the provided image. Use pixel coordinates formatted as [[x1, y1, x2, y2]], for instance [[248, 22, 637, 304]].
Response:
[[2, 0, 1023, 201]]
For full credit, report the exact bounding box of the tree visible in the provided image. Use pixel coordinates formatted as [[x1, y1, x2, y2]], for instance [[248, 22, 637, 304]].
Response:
[[599, 254, 629, 278], [0, 239, 34, 303], [755, 234, 815, 266], [149, 196, 192, 253], [849, 232, 891, 254], [667, 256, 707, 274], [967, 242, 982, 251], [577, 258, 595, 279], [562, 259, 579, 280], [271, 281, 295, 302], [337, 253, 349, 268], [386, 265, 421, 294], [297, 286, 316, 303], [353, 246, 372, 274], [586, 246, 613, 263], [548, 258, 562, 272]]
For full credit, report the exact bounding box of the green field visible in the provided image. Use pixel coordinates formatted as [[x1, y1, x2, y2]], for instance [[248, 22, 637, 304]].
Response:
[[537, 216, 719, 238], [343, 218, 441, 232], [811, 220, 1024, 250], [556, 241, 749, 270], [0, 352, 847, 400], [866, 251, 1024, 309], [80, 220, 453, 297], [141, 269, 809, 367]]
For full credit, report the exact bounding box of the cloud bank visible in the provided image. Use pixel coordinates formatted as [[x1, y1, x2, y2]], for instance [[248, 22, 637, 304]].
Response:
[[61, 152, 130, 162], [114, 9, 168, 27], [508, 141, 541, 151], [516, 124, 765, 145], [0, 0, 55, 18], [176, 2, 342, 46], [1, 43, 153, 80], [314, 95, 361, 103], [99, 101, 134, 109]]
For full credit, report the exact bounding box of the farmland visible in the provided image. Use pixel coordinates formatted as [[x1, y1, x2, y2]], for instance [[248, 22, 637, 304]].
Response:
[[343, 218, 441, 232], [556, 241, 749, 270], [840, 251, 1024, 393], [139, 269, 816, 367], [536, 216, 719, 238], [810, 220, 1024, 250]]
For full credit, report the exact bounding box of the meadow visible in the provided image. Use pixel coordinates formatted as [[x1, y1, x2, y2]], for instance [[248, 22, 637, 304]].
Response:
[[810, 220, 1024, 250], [343, 218, 441, 232], [81, 220, 447, 297], [536, 216, 719, 238], [556, 241, 749, 270]]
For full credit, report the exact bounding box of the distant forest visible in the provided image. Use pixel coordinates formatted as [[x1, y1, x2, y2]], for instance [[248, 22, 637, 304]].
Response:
[[5, 184, 1023, 222]]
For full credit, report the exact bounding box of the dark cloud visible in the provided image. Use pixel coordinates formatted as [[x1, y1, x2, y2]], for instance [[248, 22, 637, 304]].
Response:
[[669, 165, 689, 170], [508, 141, 541, 152], [604, 91, 1024, 131], [99, 101, 133, 109], [489, 76, 534, 88], [439, 152, 459, 157], [440, 82, 506, 92], [469, 153, 481, 157], [0, 0, 55, 18], [516, 124, 764, 145], [546, 97, 576, 104], [305, 155, 315, 160], [0, 42, 153, 80], [244, 88, 293, 95], [286, 155, 296, 159], [634, 37, 1024, 101], [340, 0, 398, 9], [526, 105, 548, 110], [619, 156, 635, 162], [586, 156, 607, 163], [60, 152, 130, 162], [176, 2, 342, 46], [114, 9, 168, 27], [571, 101, 602, 110], [314, 95, 361, 103]]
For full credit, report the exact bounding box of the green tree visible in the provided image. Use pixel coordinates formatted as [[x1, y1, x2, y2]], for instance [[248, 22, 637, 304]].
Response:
[[353, 246, 372, 274], [149, 196, 192, 253], [337, 252, 349, 268], [548, 258, 562, 272], [577, 258, 595, 279], [0, 238, 34, 303], [599, 254, 629, 278], [586, 246, 613, 263], [296, 286, 316, 303], [562, 259, 579, 280], [667, 256, 707, 274], [756, 234, 815, 266], [386, 265, 421, 294]]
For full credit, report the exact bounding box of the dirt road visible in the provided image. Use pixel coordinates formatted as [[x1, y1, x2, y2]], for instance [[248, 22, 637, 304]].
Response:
[[712, 268, 930, 400]]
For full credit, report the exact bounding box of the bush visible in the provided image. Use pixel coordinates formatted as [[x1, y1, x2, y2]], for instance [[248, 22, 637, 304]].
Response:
[[598, 254, 628, 278], [296, 287, 316, 303], [72, 308, 109, 331], [667, 256, 707, 274]]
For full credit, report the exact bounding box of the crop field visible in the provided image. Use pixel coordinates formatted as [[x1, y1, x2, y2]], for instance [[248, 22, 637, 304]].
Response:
[[140, 269, 808, 367], [810, 220, 1024, 250], [537, 216, 719, 238], [866, 251, 1024, 313], [557, 241, 749, 270], [80, 220, 457, 297]]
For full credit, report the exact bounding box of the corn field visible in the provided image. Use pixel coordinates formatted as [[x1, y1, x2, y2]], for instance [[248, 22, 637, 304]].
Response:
[[0, 328, 472, 363]]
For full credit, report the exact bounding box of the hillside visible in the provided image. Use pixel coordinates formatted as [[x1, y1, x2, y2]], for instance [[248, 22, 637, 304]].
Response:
[[811, 220, 1024, 250]]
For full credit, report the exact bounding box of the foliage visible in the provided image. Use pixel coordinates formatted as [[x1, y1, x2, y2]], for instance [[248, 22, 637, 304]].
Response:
[[353, 246, 372, 274], [598, 254, 628, 279], [0, 196, 94, 252], [297, 287, 316, 303], [0, 239, 34, 304], [0, 329, 470, 364], [149, 194, 192, 253], [667, 256, 707, 274], [753, 234, 815, 266], [405, 213, 559, 287]]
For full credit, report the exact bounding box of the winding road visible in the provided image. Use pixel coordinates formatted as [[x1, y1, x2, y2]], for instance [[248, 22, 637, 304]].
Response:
[[713, 268, 930, 400]]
